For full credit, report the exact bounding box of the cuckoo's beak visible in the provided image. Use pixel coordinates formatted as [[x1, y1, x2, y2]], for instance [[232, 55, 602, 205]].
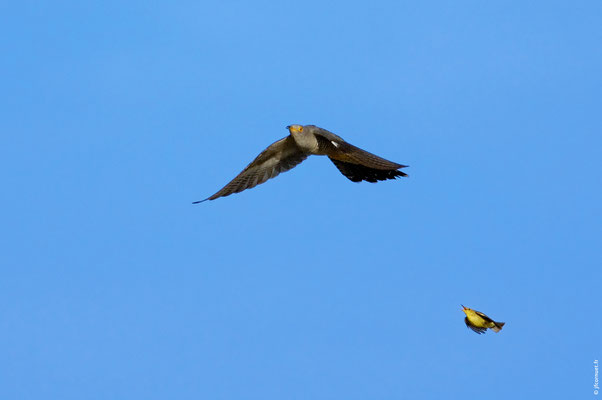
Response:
[[287, 125, 303, 132]]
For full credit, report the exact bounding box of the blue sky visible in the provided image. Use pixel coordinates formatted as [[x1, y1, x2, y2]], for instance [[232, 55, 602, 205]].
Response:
[[2, 1, 601, 398]]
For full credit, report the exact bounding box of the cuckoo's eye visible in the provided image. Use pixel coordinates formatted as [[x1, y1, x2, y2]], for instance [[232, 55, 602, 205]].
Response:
[[298, 126, 303, 132]]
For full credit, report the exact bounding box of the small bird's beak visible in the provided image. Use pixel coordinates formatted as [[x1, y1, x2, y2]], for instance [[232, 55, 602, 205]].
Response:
[[461, 304, 466, 310]]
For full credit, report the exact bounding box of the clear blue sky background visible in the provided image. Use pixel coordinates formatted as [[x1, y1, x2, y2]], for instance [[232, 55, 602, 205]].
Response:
[[2, 1, 601, 399]]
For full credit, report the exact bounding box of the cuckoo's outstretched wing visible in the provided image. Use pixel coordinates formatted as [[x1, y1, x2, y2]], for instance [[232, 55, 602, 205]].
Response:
[[194, 136, 307, 203], [314, 130, 408, 183]]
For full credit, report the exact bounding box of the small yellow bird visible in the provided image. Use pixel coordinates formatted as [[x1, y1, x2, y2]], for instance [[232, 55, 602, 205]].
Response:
[[461, 305, 505, 334]]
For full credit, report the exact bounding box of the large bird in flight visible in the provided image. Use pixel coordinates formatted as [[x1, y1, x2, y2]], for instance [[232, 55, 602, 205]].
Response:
[[194, 124, 408, 203]]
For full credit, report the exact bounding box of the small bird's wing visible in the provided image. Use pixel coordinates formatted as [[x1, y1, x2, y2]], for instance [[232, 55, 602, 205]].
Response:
[[474, 311, 495, 324], [195, 136, 308, 202], [465, 317, 487, 334], [314, 129, 408, 183]]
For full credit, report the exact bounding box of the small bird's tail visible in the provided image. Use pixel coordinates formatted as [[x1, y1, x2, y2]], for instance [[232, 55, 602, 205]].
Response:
[[491, 322, 505, 332]]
